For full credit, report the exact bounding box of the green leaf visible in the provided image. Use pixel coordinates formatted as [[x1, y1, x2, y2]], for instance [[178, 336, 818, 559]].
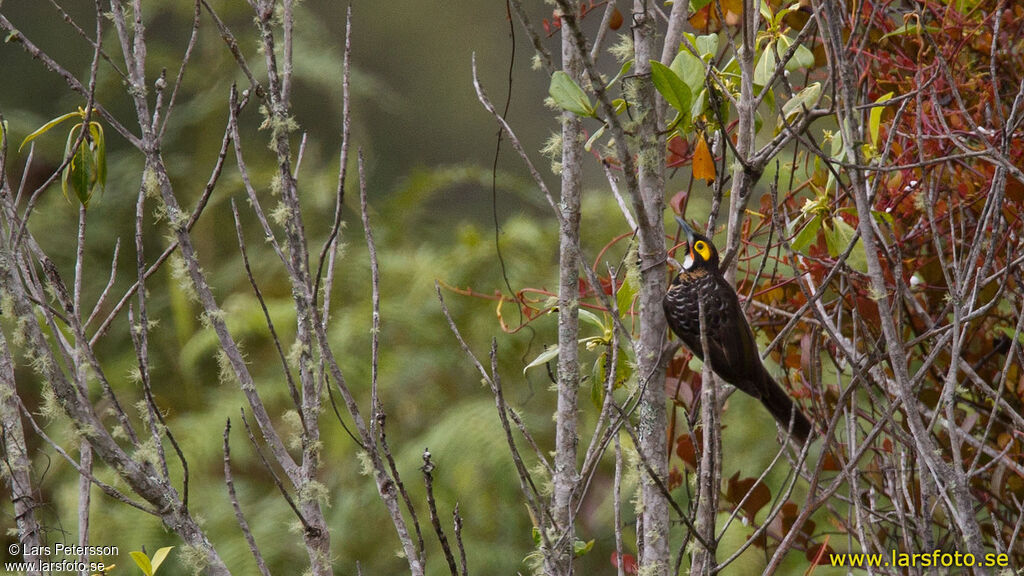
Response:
[[19, 110, 82, 152], [681, 32, 719, 61], [61, 123, 78, 204], [869, 91, 894, 148], [615, 272, 638, 315], [584, 124, 606, 152], [996, 325, 1024, 345], [63, 123, 97, 209], [574, 539, 595, 557], [606, 59, 634, 89], [880, 23, 941, 40], [871, 209, 895, 227], [150, 547, 173, 574], [772, 2, 802, 26], [666, 111, 685, 133], [828, 130, 844, 159], [756, 36, 813, 87], [578, 308, 607, 334], [777, 34, 815, 71], [690, 88, 707, 122], [592, 353, 609, 409], [695, 34, 719, 59], [670, 50, 706, 97], [650, 60, 692, 118], [824, 218, 867, 273], [790, 214, 821, 252], [754, 40, 777, 86], [592, 346, 631, 410], [523, 345, 559, 374], [779, 82, 822, 127], [549, 71, 594, 117], [89, 121, 106, 195], [130, 551, 154, 576], [690, 0, 713, 12]]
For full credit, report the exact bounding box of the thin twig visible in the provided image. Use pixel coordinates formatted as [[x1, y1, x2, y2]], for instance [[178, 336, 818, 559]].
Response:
[[223, 420, 273, 576], [422, 450, 459, 576]]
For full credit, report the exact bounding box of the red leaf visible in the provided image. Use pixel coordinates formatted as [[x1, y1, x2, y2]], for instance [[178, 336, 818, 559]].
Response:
[[609, 7, 624, 30], [806, 540, 834, 565], [667, 136, 692, 168], [675, 432, 701, 469], [822, 451, 842, 471], [668, 466, 683, 491], [780, 502, 799, 530], [669, 189, 688, 217], [725, 472, 772, 520], [611, 552, 638, 574]]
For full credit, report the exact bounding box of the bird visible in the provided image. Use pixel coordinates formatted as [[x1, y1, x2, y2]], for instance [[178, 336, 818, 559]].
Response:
[[663, 216, 813, 443]]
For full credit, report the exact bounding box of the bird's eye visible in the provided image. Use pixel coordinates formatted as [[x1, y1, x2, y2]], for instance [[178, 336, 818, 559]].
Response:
[[695, 241, 706, 252]]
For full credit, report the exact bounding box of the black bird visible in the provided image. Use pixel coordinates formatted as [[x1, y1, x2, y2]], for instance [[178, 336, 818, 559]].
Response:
[[663, 216, 813, 443]]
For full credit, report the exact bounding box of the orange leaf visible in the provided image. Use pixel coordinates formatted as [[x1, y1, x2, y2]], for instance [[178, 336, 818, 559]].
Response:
[[692, 133, 716, 183], [721, 0, 743, 26]]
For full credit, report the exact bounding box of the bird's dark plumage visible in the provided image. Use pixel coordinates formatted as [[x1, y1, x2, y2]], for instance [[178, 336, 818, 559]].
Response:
[[664, 217, 812, 443]]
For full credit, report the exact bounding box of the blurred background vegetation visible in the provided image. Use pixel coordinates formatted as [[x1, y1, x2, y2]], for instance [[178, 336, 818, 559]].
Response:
[[1, 1, 815, 574]]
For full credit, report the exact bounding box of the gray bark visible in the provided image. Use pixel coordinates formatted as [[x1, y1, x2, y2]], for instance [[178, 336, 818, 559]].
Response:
[[550, 5, 584, 573], [632, 2, 671, 574], [0, 330, 43, 576]]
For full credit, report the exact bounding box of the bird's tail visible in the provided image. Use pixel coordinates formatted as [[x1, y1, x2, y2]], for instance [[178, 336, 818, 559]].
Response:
[[758, 371, 813, 444]]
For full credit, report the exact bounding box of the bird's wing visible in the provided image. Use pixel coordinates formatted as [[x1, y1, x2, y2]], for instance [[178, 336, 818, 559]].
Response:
[[704, 275, 765, 396]]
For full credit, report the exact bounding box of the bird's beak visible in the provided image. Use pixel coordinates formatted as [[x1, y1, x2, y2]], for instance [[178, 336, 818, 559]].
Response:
[[675, 215, 697, 244], [675, 215, 696, 260]]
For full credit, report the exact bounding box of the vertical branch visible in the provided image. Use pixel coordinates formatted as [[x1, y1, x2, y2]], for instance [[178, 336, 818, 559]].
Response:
[[422, 450, 458, 576], [0, 330, 44, 573], [358, 148, 383, 419], [453, 504, 468, 576], [222, 420, 272, 576], [631, 1, 671, 574], [719, 0, 761, 279], [613, 435, 625, 576], [73, 204, 94, 573], [315, 5, 353, 319], [690, 301, 720, 575], [551, 2, 584, 573]]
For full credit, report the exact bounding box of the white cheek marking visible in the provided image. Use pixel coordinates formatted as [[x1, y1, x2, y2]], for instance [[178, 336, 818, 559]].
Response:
[[683, 254, 694, 269]]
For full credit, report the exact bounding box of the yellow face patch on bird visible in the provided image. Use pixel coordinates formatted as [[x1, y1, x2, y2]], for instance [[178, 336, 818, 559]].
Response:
[[683, 240, 711, 270], [692, 240, 711, 262]]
